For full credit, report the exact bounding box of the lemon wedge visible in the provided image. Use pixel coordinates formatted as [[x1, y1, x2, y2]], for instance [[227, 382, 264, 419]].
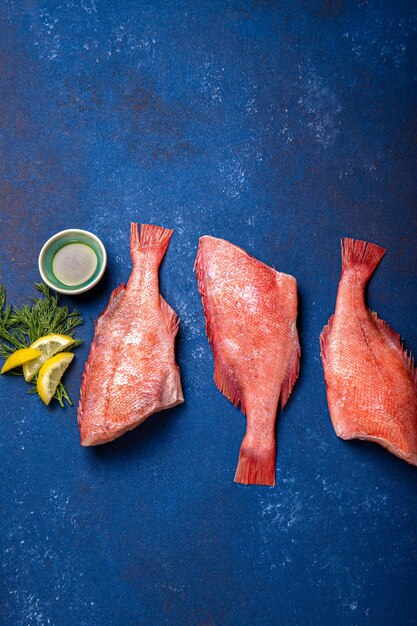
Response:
[[23, 334, 74, 382], [1, 348, 43, 374], [37, 352, 74, 405]]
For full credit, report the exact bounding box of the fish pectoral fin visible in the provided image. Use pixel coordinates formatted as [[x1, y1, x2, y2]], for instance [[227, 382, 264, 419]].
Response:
[[371, 311, 417, 384], [160, 297, 179, 336]]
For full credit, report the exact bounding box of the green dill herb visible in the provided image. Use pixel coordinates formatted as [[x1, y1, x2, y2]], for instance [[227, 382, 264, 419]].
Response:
[[0, 283, 83, 406]]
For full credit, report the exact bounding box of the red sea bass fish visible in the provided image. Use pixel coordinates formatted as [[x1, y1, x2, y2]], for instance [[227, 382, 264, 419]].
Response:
[[320, 238, 417, 464], [195, 236, 300, 486], [78, 223, 184, 446]]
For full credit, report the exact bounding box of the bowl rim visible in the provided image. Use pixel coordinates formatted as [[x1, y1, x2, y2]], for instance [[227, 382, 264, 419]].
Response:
[[38, 228, 107, 295]]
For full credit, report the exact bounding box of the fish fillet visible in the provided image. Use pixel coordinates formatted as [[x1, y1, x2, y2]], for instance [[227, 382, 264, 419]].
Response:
[[195, 236, 300, 486], [78, 223, 184, 446], [320, 238, 417, 464]]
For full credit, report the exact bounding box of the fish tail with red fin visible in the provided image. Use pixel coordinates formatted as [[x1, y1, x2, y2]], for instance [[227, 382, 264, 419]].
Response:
[[234, 421, 276, 487], [234, 341, 300, 486], [130, 222, 173, 264], [341, 237, 386, 282]]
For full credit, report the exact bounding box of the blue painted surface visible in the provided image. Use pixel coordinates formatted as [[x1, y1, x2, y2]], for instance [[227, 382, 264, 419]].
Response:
[[1, 1, 416, 624]]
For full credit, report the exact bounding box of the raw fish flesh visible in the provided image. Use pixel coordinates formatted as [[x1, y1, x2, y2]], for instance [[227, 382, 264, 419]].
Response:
[[320, 238, 417, 464], [78, 223, 184, 446], [195, 236, 300, 485]]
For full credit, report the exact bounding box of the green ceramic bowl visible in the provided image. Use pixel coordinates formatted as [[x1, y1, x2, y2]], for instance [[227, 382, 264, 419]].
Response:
[[38, 229, 107, 295]]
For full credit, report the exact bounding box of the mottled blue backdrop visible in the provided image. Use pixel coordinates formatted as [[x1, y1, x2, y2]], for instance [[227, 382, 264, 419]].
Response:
[[1, 1, 416, 625]]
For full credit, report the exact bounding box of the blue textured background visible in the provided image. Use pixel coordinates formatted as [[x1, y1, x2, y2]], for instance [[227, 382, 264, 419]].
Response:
[[1, 1, 416, 625]]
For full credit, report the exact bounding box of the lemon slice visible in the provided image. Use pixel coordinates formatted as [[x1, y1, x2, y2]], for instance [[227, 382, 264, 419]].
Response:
[[23, 334, 74, 382], [37, 352, 74, 405], [1, 348, 43, 374]]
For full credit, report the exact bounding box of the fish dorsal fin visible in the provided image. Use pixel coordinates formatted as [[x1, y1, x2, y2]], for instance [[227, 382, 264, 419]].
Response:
[[213, 356, 242, 411], [160, 297, 179, 336], [94, 283, 125, 330], [79, 283, 125, 419], [371, 310, 417, 385], [320, 314, 334, 367], [280, 323, 301, 408], [194, 241, 243, 411], [102, 282, 125, 315]]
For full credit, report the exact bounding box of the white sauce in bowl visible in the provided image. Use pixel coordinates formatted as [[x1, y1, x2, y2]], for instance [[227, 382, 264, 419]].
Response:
[[52, 243, 98, 286]]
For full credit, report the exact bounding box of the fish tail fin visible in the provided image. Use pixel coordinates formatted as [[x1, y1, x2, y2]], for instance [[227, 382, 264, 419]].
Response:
[[234, 440, 276, 486], [130, 223, 173, 264], [341, 238, 386, 282]]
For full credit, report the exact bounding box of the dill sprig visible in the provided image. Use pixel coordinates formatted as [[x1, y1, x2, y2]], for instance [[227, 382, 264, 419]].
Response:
[[0, 283, 83, 407]]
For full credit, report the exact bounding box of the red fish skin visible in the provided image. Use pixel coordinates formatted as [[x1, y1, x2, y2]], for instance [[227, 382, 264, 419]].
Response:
[[320, 238, 417, 465], [78, 223, 184, 446], [195, 236, 300, 486]]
